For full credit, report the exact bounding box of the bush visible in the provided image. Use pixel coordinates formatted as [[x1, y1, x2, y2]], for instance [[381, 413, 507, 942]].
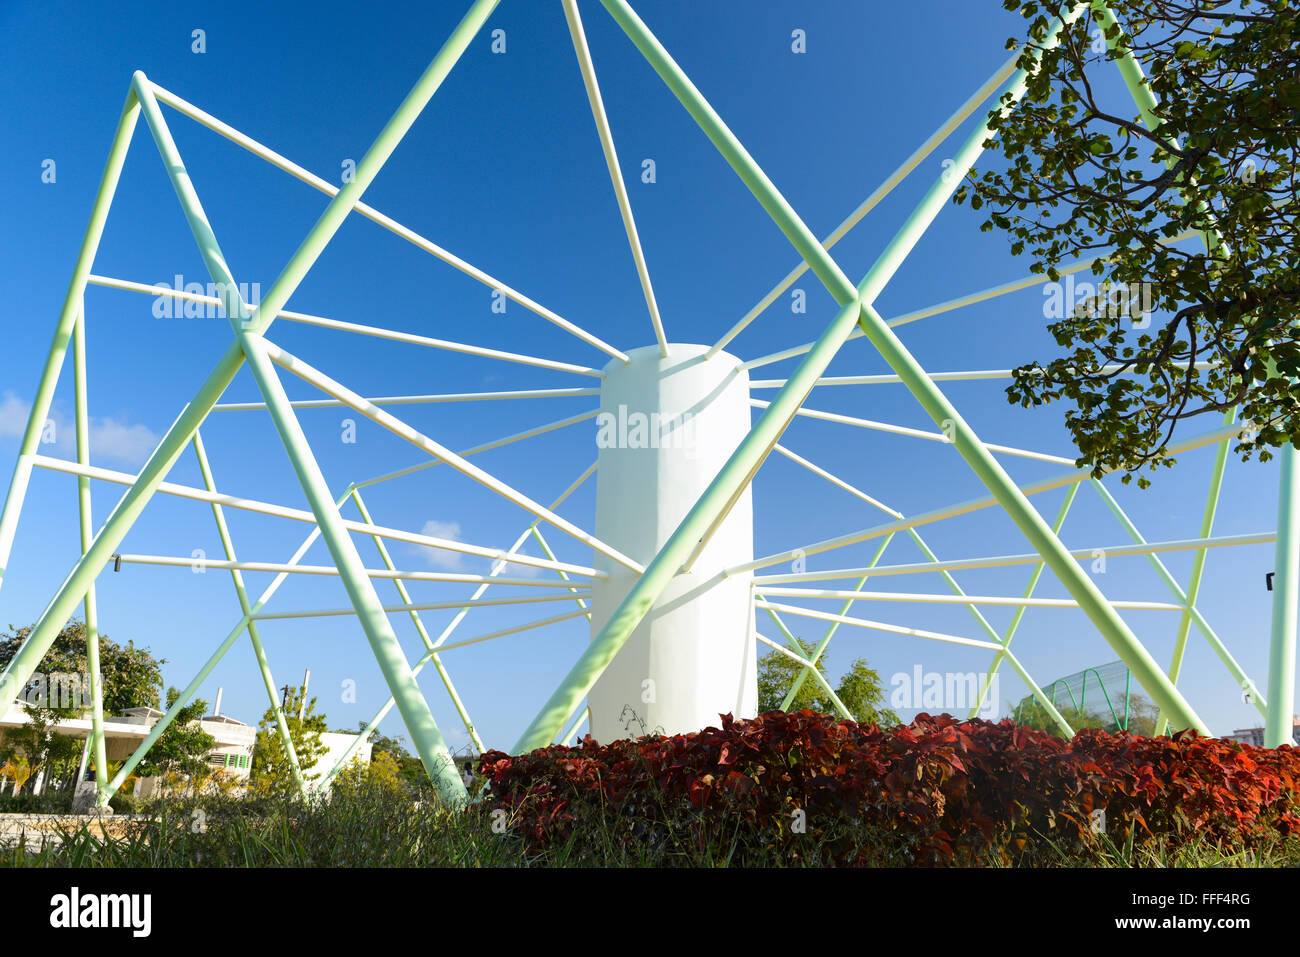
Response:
[[478, 711, 1300, 866]]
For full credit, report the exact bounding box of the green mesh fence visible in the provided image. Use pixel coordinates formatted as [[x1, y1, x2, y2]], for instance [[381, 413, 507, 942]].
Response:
[[1015, 660, 1134, 731]]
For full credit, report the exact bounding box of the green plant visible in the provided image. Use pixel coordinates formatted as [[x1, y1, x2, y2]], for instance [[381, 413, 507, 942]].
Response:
[[250, 685, 327, 798], [755, 637, 898, 726], [134, 689, 215, 785], [480, 710, 1300, 865]]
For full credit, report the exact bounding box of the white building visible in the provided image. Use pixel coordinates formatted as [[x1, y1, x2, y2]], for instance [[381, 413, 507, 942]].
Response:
[[312, 732, 373, 796], [0, 701, 255, 797]]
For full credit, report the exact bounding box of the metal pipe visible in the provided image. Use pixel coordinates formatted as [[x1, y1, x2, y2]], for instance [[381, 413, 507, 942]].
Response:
[[1267, 444, 1300, 746], [0, 91, 140, 596], [72, 311, 109, 796], [238, 331, 468, 805], [192, 432, 309, 799]]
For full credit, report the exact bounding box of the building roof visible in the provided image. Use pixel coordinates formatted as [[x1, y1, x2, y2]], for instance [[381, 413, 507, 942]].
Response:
[[201, 714, 250, 726]]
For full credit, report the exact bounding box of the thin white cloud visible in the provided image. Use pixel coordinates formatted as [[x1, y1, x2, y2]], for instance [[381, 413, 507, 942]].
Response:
[[0, 391, 31, 439], [493, 545, 544, 579], [88, 417, 160, 464], [0, 390, 159, 466], [415, 519, 467, 570]]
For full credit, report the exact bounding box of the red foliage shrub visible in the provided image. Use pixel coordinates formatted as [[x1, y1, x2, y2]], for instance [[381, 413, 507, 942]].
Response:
[[478, 711, 1300, 865]]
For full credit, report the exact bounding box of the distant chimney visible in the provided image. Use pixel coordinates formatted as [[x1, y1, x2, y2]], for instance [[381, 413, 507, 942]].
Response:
[[213, 687, 223, 717]]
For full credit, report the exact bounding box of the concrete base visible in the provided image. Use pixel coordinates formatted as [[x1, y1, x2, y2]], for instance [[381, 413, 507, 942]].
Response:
[[588, 344, 757, 741], [71, 778, 110, 814]]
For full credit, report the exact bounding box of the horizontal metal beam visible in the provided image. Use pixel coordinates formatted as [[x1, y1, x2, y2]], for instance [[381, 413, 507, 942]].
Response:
[[754, 600, 1002, 651], [113, 552, 589, 587], [253, 591, 592, 621], [750, 360, 1214, 391], [30, 455, 601, 578], [754, 531, 1277, 583], [757, 586, 1184, 611], [352, 410, 599, 489], [417, 608, 591, 655], [85, 274, 601, 377], [759, 399, 1075, 466], [213, 387, 600, 412]]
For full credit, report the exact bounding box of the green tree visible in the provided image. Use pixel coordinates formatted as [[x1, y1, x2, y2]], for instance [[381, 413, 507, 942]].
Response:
[[0, 620, 167, 797], [344, 723, 425, 789], [251, 685, 328, 798], [332, 750, 408, 800], [756, 637, 899, 726], [0, 620, 164, 713], [135, 688, 215, 782], [953, 0, 1300, 486]]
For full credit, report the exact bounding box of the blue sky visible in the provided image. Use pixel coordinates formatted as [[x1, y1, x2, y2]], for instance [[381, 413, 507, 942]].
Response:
[[0, 0, 1287, 754]]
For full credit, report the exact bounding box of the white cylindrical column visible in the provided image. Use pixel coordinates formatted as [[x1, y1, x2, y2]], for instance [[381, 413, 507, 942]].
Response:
[[588, 344, 756, 741]]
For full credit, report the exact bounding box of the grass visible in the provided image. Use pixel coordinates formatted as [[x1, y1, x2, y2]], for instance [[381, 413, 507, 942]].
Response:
[[2, 784, 1298, 867]]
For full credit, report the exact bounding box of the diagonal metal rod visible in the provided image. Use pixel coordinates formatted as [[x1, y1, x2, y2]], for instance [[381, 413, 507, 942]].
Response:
[[754, 600, 1003, 651], [239, 330, 468, 804], [969, 485, 1078, 725], [211, 386, 601, 412], [351, 410, 598, 490], [256, 592, 590, 621], [1088, 1, 1277, 737], [769, 440, 1071, 733], [431, 462, 597, 651], [779, 535, 893, 711], [1159, 409, 1237, 734], [422, 607, 591, 655], [313, 491, 486, 793], [762, 399, 1075, 465], [149, 69, 468, 801], [759, 603, 856, 720], [755, 531, 1276, 583], [530, 526, 593, 618], [750, 359, 1214, 391], [772, 444, 898, 516], [0, 91, 140, 599], [349, 488, 485, 752], [557, 704, 590, 746], [739, 229, 1205, 371], [562, 0, 668, 355], [192, 432, 310, 800], [81, 276, 603, 377]]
